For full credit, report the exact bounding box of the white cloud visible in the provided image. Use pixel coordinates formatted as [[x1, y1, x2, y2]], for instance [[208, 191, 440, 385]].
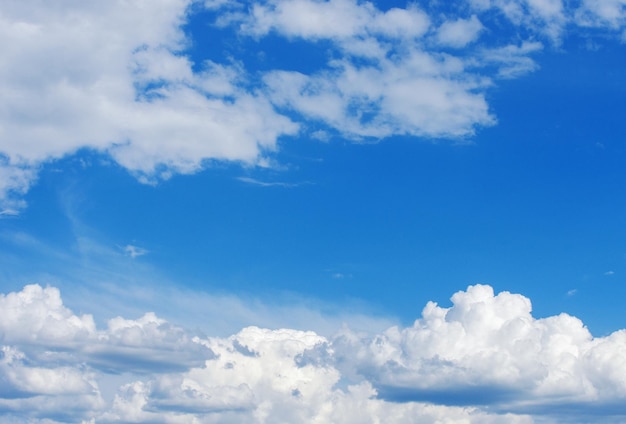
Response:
[[0, 284, 212, 375], [240, 0, 496, 139], [123, 245, 148, 259], [0, 0, 298, 210], [245, 0, 375, 39], [371, 6, 430, 40], [576, 0, 626, 28], [481, 41, 543, 79], [2, 283, 626, 421], [97, 325, 533, 423], [263, 51, 495, 139], [0, 164, 35, 213], [3, 0, 626, 211], [436, 16, 484, 48], [237, 176, 305, 187], [329, 284, 626, 415], [0, 284, 96, 346], [467, 0, 566, 41]]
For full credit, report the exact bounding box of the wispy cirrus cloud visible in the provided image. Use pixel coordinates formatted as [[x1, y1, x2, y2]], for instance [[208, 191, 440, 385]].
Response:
[[237, 176, 310, 187]]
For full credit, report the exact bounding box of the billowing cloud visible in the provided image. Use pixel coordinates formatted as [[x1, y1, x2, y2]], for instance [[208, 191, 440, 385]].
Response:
[[2, 283, 626, 422], [328, 284, 626, 417], [0, 284, 212, 374]]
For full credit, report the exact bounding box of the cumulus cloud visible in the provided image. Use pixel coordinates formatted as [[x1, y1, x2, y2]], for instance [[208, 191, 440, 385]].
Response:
[[328, 284, 626, 416], [436, 15, 484, 48], [2, 283, 626, 422], [0, 284, 212, 374], [241, 0, 497, 139], [481, 41, 543, 79], [263, 53, 495, 139]]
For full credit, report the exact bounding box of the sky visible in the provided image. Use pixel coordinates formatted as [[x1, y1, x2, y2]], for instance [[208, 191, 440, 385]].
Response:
[[1, 0, 626, 422]]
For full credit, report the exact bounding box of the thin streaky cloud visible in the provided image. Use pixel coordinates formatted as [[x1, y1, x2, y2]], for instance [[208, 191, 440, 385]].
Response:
[[237, 176, 311, 187]]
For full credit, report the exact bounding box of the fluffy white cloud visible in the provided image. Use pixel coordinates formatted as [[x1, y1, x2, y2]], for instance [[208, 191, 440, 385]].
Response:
[[3, 0, 626, 211], [0, 284, 96, 346], [2, 283, 626, 421], [240, 0, 497, 139], [436, 16, 484, 48], [576, 0, 626, 28], [245, 0, 376, 39], [96, 326, 532, 423], [329, 284, 626, 415], [0, 284, 212, 374], [244, 0, 430, 40], [0, 0, 297, 208], [263, 52, 495, 139]]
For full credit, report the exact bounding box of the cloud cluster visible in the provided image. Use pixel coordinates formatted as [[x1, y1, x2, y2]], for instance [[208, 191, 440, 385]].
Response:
[[0, 0, 297, 209], [245, 0, 498, 139], [2, 0, 626, 210], [330, 284, 626, 415], [2, 283, 626, 422]]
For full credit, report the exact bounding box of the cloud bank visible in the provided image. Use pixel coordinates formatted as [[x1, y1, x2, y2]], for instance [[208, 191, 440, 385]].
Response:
[[2, 283, 626, 422], [2, 0, 626, 210]]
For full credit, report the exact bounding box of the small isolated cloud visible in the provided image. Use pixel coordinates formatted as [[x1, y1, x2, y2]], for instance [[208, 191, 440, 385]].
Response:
[[237, 176, 306, 188], [436, 15, 484, 48], [123, 244, 148, 259], [2, 283, 626, 421], [567, 288, 578, 296], [481, 41, 544, 79], [605, 271, 615, 276], [0, 208, 20, 217]]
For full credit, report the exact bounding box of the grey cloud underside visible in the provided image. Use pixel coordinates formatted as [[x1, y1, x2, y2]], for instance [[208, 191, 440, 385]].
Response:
[[2, 284, 626, 422], [1, 0, 625, 210]]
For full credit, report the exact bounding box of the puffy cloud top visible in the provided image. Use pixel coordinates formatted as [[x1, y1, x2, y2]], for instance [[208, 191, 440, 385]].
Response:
[[1, 283, 626, 422]]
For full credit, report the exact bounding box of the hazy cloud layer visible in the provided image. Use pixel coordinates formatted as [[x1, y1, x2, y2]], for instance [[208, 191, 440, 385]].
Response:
[[2, 0, 626, 210], [2, 283, 626, 422]]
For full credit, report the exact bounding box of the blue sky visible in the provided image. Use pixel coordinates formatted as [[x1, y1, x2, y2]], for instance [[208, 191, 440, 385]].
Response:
[[2, 0, 626, 422]]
